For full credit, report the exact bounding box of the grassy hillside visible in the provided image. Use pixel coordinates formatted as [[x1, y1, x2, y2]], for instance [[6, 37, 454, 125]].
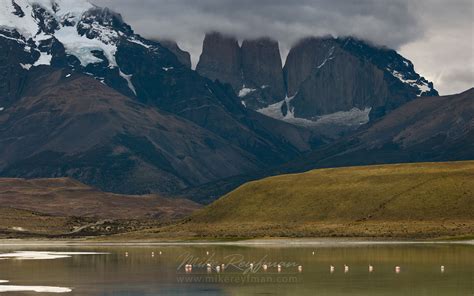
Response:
[[147, 161, 473, 239]]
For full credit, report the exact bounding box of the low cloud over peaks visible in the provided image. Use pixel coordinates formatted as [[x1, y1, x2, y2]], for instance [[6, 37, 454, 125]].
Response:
[[94, 0, 474, 95]]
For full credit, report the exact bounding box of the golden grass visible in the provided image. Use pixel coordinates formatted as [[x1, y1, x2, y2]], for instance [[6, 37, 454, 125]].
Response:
[[192, 161, 474, 223], [3, 161, 473, 240], [157, 161, 474, 238]]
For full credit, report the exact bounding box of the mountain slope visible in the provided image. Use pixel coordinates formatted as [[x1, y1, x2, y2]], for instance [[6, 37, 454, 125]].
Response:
[[158, 39, 192, 68], [178, 88, 474, 203], [280, 88, 474, 173], [173, 161, 474, 238], [0, 0, 320, 198], [0, 178, 200, 220], [0, 0, 317, 159], [0, 67, 272, 195]]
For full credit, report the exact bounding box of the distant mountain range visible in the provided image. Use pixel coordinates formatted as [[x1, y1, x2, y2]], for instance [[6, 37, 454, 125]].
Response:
[[0, 0, 471, 203], [196, 32, 438, 133]]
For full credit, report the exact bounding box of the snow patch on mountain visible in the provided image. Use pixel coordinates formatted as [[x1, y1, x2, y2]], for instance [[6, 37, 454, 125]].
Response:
[[34, 32, 52, 42], [0, 0, 122, 68], [0, 32, 25, 43], [238, 86, 256, 98], [0, 0, 38, 38], [417, 83, 431, 94], [313, 107, 371, 126], [0, 0, 93, 37], [257, 99, 286, 119], [32, 51, 52, 66], [34, 0, 93, 17], [388, 69, 432, 96], [258, 97, 371, 128], [316, 56, 334, 69], [128, 37, 152, 49], [55, 25, 117, 67], [257, 95, 296, 120], [316, 46, 335, 69], [119, 70, 136, 95], [20, 63, 32, 70]]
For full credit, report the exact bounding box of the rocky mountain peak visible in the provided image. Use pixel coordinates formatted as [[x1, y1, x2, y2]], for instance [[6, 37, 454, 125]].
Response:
[[283, 36, 338, 97], [196, 32, 242, 90], [338, 37, 438, 97], [158, 39, 191, 68], [80, 7, 133, 36], [196, 33, 287, 108], [240, 37, 286, 107], [0, 0, 177, 99], [196, 33, 438, 132], [256, 35, 439, 132]]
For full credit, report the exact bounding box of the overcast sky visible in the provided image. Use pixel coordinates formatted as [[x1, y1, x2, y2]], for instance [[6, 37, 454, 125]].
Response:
[[94, 0, 473, 95]]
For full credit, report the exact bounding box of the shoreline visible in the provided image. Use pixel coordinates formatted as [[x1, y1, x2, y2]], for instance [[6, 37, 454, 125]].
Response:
[[1, 237, 473, 247]]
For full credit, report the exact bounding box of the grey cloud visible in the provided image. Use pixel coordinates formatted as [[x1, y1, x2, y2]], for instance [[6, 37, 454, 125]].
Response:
[[93, 0, 473, 95], [93, 0, 421, 55]]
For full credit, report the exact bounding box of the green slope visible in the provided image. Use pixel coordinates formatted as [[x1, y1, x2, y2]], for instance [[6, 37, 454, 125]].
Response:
[[174, 161, 474, 238]]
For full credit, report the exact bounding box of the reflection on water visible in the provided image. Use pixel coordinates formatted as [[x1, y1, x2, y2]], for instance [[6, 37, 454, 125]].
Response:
[[0, 243, 473, 295]]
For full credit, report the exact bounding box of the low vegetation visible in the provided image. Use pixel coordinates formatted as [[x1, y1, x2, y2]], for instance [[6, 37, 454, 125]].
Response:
[[143, 161, 474, 239], [0, 178, 200, 238], [2, 161, 473, 239]]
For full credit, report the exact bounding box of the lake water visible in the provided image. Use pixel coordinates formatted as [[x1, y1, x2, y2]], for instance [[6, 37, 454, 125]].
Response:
[[0, 241, 472, 295]]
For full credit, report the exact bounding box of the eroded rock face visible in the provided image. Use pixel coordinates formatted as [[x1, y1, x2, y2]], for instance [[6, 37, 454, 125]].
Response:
[[196, 33, 438, 128], [0, 33, 32, 108], [283, 37, 338, 98], [158, 40, 191, 68], [196, 32, 242, 90], [240, 38, 286, 107], [282, 36, 438, 121], [196, 34, 287, 109], [290, 45, 390, 118]]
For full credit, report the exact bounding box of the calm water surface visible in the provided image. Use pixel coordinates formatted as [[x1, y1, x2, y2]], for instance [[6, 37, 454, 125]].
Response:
[[0, 242, 472, 295]]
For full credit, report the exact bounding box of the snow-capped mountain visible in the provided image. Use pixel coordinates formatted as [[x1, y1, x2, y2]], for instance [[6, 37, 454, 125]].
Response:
[[0, 0, 177, 100], [1, 0, 438, 134], [0, 0, 317, 200]]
